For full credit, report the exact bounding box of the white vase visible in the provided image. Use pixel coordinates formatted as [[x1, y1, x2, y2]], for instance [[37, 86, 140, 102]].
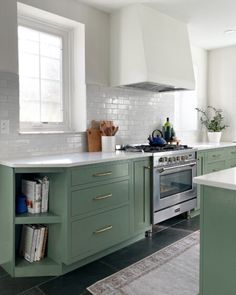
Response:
[[207, 132, 222, 143]]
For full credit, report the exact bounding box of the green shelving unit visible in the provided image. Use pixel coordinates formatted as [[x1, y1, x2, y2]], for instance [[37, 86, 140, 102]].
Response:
[[15, 212, 61, 224]]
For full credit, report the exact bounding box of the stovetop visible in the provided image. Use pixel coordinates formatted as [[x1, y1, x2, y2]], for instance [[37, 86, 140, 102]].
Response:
[[121, 144, 191, 153]]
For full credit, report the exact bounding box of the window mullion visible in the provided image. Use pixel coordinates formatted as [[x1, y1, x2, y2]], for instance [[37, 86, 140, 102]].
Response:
[[39, 32, 42, 123]]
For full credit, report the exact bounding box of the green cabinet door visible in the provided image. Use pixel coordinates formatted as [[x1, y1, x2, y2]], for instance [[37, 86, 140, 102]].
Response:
[[196, 151, 204, 210], [133, 159, 151, 233]]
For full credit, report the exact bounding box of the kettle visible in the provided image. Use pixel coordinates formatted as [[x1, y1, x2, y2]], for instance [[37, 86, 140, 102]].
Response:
[[148, 129, 167, 146]]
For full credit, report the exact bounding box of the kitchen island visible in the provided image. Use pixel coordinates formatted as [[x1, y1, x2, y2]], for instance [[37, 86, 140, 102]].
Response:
[[194, 168, 236, 295]]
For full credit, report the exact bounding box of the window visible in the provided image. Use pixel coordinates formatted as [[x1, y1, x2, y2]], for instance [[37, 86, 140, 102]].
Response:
[[17, 3, 86, 133], [174, 66, 198, 131], [18, 18, 69, 132]]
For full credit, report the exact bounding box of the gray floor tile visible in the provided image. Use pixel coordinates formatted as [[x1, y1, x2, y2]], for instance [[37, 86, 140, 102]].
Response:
[[18, 287, 45, 295]]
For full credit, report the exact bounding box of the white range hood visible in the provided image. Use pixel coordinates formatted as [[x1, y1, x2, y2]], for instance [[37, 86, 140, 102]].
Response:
[[110, 4, 195, 92]]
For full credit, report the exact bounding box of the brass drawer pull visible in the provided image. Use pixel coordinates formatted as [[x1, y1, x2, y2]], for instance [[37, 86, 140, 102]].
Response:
[[93, 171, 112, 177], [231, 151, 236, 154], [93, 194, 112, 201], [212, 154, 219, 158], [94, 225, 113, 234], [144, 166, 151, 169]]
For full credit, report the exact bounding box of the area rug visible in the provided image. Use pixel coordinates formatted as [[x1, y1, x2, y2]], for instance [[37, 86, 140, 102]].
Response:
[[87, 231, 199, 295]]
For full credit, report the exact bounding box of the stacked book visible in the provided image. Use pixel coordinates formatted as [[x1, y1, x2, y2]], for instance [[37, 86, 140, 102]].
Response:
[[19, 224, 48, 262], [22, 177, 49, 214]]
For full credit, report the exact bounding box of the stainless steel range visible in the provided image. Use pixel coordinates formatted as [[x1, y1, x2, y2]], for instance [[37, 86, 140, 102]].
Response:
[[152, 148, 197, 224], [122, 144, 197, 224]]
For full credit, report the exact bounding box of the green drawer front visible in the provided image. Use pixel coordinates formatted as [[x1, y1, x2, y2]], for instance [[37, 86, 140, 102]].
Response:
[[205, 160, 225, 173], [226, 147, 236, 159], [225, 158, 236, 169], [207, 150, 225, 163], [71, 206, 130, 260], [71, 162, 129, 186], [71, 180, 129, 217]]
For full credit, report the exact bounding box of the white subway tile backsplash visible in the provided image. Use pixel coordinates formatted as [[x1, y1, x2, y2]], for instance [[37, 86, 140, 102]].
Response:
[[0, 72, 176, 158], [87, 84, 175, 145]]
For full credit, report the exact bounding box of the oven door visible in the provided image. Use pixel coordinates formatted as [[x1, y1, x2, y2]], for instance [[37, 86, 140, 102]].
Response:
[[153, 161, 197, 212]]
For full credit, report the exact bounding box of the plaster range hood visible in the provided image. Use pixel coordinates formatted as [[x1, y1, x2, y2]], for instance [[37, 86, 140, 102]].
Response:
[[110, 4, 195, 92]]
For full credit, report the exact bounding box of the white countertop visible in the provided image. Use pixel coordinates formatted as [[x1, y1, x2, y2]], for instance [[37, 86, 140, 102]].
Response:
[[194, 168, 236, 190], [0, 151, 152, 168], [1, 142, 236, 168], [190, 142, 236, 151]]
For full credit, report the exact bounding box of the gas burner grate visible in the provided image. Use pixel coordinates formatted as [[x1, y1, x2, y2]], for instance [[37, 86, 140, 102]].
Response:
[[123, 144, 191, 153]]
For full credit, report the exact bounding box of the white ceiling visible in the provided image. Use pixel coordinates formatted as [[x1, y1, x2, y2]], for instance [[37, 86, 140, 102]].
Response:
[[78, 0, 236, 50]]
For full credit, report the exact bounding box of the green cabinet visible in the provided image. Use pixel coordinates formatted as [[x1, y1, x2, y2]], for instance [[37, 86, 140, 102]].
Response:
[[70, 206, 130, 261], [133, 159, 151, 233], [194, 146, 236, 215], [0, 157, 151, 277], [200, 186, 236, 295]]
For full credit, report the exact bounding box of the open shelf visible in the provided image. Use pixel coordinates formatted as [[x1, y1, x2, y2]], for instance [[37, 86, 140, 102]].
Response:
[[15, 212, 61, 224], [15, 256, 61, 277]]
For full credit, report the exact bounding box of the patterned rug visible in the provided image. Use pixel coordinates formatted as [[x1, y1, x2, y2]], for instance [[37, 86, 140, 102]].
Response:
[[87, 231, 199, 295]]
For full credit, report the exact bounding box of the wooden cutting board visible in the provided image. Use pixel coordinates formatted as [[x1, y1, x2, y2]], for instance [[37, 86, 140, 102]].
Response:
[[87, 128, 101, 152]]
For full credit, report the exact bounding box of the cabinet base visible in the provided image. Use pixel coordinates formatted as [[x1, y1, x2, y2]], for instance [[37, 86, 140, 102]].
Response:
[[2, 229, 151, 277], [61, 229, 151, 276]]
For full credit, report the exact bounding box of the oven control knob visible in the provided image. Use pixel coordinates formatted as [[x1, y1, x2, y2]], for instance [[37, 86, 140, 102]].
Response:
[[176, 156, 180, 161], [168, 157, 172, 162], [172, 157, 176, 162], [181, 156, 185, 161], [159, 157, 164, 163], [164, 157, 168, 162], [185, 155, 188, 160]]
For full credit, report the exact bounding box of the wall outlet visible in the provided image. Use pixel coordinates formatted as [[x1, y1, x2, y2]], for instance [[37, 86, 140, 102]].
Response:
[[1, 120, 9, 134]]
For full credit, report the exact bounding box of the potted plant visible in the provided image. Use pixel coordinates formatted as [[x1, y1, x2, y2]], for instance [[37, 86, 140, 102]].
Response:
[[195, 106, 229, 143]]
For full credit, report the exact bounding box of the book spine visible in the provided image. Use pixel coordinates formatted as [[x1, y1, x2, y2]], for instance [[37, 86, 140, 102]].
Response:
[[30, 226, 38, 263], [41, 177, 49, 213], [40, 226, 48, 260], [23, 225, 34, 262], [35, 182, 42, 214], [36, 226, 45, 261], [34, 227, 41, 261], [22, 180, 36, 214]]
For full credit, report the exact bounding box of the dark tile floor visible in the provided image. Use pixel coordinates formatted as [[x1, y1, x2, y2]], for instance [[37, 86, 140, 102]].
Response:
[[0, 214, 200, 295]]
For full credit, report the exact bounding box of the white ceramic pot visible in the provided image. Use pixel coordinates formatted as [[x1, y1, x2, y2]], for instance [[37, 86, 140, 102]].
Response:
[[207, 131, 222, 143], [101, 136, 116, 152]]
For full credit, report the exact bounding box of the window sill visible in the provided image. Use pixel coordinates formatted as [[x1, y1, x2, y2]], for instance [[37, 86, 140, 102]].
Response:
[[19, 130, 81, 135]]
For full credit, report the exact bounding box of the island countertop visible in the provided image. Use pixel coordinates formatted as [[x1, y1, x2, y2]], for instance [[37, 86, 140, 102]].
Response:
[[194, 167, 236, 190], [0, 151, 152, 168]]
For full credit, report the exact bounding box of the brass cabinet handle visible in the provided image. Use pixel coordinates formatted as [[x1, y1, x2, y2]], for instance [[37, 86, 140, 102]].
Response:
[[144, 166, 151, 169], [231, 151, 236, 154], [93, 171, 112, 177], [93, 194, 112, 201], [212, 154, 220, 158], [94, 225, 113, 234]]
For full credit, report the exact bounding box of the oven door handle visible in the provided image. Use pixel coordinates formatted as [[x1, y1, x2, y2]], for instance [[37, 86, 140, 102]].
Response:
[[155, 162, 196, 173]]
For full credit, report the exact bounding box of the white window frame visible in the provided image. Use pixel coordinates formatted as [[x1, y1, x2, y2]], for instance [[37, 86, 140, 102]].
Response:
[[18, 16, 73, 133], [17, 2, 86, 133]]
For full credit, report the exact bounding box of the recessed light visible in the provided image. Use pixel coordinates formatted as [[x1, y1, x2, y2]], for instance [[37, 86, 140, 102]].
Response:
[[224, 29, 236, 35]]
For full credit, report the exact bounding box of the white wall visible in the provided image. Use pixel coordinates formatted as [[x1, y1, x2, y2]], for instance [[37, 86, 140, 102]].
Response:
[[0, 0, 18, 73], [173, 45, 208, 144], [208, 45, 236, 141]]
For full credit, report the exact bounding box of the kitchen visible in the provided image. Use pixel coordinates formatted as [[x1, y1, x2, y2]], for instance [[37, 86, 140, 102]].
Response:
[[0, 0, 236, 294]]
